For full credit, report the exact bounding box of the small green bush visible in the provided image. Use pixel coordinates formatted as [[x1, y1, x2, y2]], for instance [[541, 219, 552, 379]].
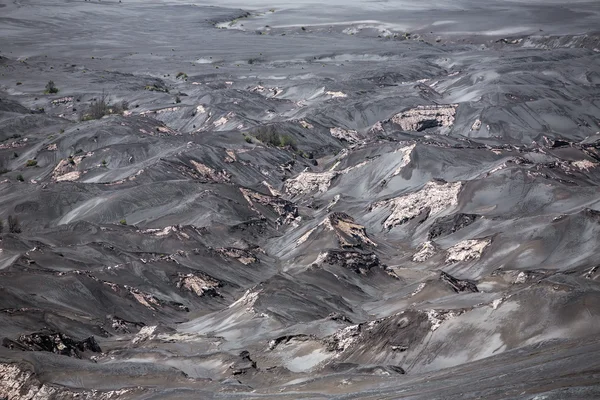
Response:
[[25, 159, 37, 167], [119, 219, 127, 225], [176, 72, 188, 80], [44, 80, 59, 94], [16, 174, 24, 182], [244, 136, 252, 143], [255, 131, 297, 150]]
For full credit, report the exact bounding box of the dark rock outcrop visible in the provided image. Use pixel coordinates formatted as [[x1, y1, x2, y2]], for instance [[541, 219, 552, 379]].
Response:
[[428, 213, 480, 240], [323, 251, 382, 274], [2, 331, 102, 359], [440, 271, 479, 293], [229, 350, 257, 375]]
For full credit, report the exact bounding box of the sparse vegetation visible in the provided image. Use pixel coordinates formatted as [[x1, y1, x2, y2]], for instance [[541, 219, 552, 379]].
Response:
[[81, 91, 129, 121], [254, 131, 297, 150], [25, 159, 37, 167], [101, 159, 107, 166], [144, 84, 169, 93], [8, 215, 21, 234], [16, 174, 24, 182], [0, 218, 3, 234], [119, 219, 127, 225], [175, 95, 181, 104], [176, 72, 188, 80], [244, 136, 253, 143], [44, 80, 59, 94]]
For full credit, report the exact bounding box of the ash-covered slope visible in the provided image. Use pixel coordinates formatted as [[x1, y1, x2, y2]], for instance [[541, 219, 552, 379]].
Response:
[[1, 0, 600, 399]]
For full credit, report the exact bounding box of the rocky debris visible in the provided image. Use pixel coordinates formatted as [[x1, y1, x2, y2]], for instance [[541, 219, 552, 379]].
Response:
[[240, 188, 298, 224], [572, 160, 597, 170], [109, 316, 144, 333], [326, 91, 347, 98], [323, 251, 383, 274], [471, 119, 482, 131], [446, 238, 491, 263], [268, 334, 314, 350], [215, 247, 258, 265], [229, 288, 262, 313], [585, 266, 599, 279], [229, 351, 257, 375], [328, 212, 377, 248], [224, 149, 237, 163], [497, 37, 523, 45], [390, 104, 458, 132], [373, 181, 462, 229], [426, 309, 464, 331], [101, 280, 166, 311], [410, 283, 427, 296], [176, 273, 221, 297], [327, 312, 354, 323], [412, 241, 437, 262], [55, 171, 81, 182], [390, 144, 415, 177], [440, 271, 479, 293], [0, 363, 135, 400], [2, 331, 101, 359], [325, 324, 361, 352], [284, 170, 338, 196], [190, 160, 231, 183], [139, 225, 190, 240], [132, 325, 159, 344], [299, 120, 314, 129], [330, 127, 360, 143], [51, 96, 73, 105], [52, 154, 91, 182], [325, 310, 442, 357], [428, 213, 480, 240]]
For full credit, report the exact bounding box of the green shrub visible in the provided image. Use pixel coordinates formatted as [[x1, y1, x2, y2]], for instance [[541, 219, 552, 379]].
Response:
[[255, 131, 297, 150], [16, 174, 24, 182], [44, 80, 59, 94], [176, 72, 188, 80], [119, 219, 127, 225], [244, 136, 252, 143], [25, 159, 37, 167]]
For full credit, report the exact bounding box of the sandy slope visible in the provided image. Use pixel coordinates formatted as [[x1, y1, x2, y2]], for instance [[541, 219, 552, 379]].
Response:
[[0, 0, 599, 398]]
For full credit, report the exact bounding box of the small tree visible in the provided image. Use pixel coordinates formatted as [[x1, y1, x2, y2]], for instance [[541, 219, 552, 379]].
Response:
[[44, 81, 59, 94], [8, 215, 21, 234]]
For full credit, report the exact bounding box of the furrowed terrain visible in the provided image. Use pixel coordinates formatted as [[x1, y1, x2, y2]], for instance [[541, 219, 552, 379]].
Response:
[[1, 0, 600, 399]]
